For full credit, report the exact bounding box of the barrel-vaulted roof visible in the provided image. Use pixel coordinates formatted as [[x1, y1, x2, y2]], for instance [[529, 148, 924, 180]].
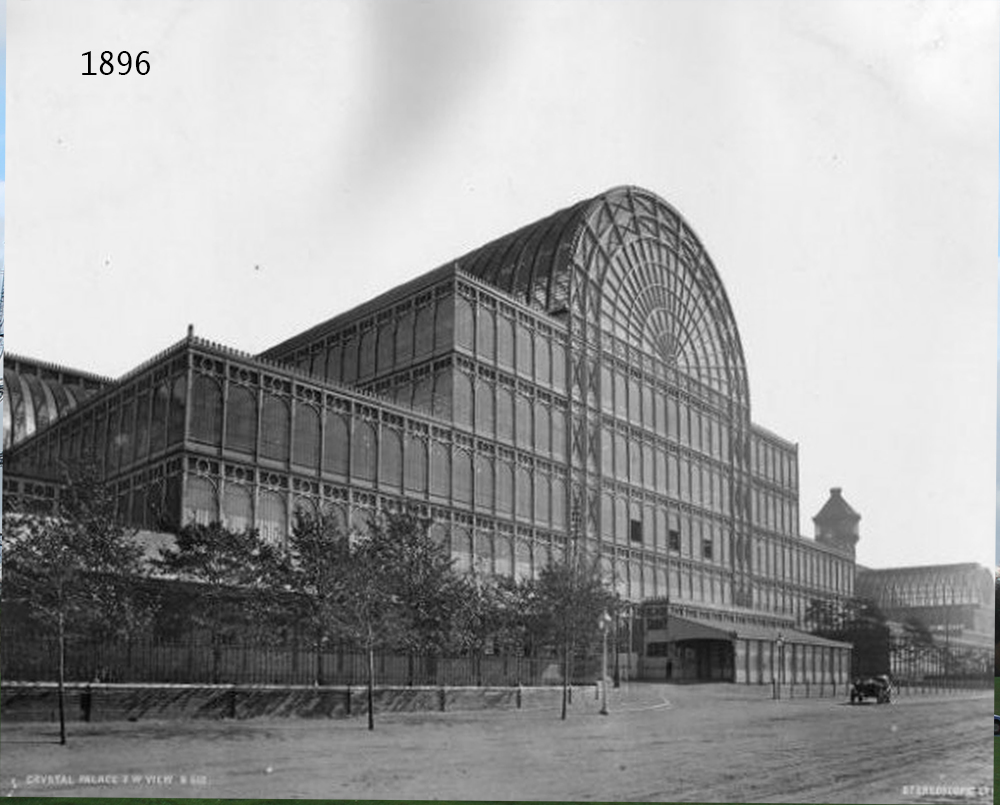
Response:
[[262, 186, 749, 407], [3, 354, 111, 450], [457, 186, 749, 405]]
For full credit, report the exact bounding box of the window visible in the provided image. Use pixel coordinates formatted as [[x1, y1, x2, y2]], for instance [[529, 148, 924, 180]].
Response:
[[516, 466, 532, 519], [351, 420, 377, 481], [260, 394, 290, 462], [497, 316, 514, 368], [629, 519, 643, 543], [325, 343, 342, 383], [135, 392, 150, 460], [322, 412, 349, 476], [534, 338, 550, 385], [453, 450, 473, 504], [454, 371, 473, 427], [292, 404, 320, 469], [614, 373, 627, 419], [497, 387, 514, 442], [403, 435, 427, 493], [703, 537, 714, 561], [342, 336, 359, 383], [434, 297, 454, 351], [225, 385, 256, 454], [412, 375, 433, 413], [668, 528, 681, 552], [474, 455, 494, 509], [379, 429, 403, 488], [168, 376, 187, 446], [415, 305, 435, 357], [222, 484, 252, 533], [258, 490, 287, 545], [395, 310, 415, 364], [475, 382, 494, 435], [430, 441, 450, 497], [184, 476, 217, 525], [451, 528, 472, 574], [514, 540, 531, 581], [534, 473, 550, 525], [534, 402, 550, 455], [516, 324, 532, 377], [477, 308, 495, 361], [432, 369, 452, 419], [358, 328, 377, 378], [551, 411, 566, 461], [455, 296, 474, 350], [377, 321, 395, 373], [515, 395, 532, 448], [551, 343, 566, 391], [496, 461, 513, 514]]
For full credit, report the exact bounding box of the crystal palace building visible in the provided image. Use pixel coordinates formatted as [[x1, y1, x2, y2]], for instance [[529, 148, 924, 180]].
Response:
[[4, 186, 905, 685]]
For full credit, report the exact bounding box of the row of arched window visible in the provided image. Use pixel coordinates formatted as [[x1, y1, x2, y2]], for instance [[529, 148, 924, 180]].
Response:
[[599, 430, 732, 509], [452, 371, 567, 458], [14, 374, 189, 480], [751, 435, 797, 490], [290, 295, 455, 384], [597, 365, 737, 462], [454, 295, 568, 392], [751, 487, 798, 537]]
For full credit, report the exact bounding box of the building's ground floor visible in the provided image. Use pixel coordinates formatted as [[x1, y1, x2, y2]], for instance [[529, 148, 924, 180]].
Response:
[[638, 612, 852, 685]]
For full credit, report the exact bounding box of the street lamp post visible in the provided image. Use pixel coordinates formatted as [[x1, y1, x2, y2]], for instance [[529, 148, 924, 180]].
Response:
[[613, 608, 621, 688], [774, 633, 785, 700], [599, 611, 612, 716]]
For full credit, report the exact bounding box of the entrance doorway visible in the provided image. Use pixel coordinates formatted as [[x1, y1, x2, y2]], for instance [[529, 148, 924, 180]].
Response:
[[674, 639, 735, 681]]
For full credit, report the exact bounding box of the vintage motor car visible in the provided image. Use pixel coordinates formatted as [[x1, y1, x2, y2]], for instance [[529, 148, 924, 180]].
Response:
[[849, 674, 894, 704]]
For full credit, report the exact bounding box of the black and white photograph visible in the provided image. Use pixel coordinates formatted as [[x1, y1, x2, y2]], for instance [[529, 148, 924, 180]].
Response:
[[1, 1, 997, 802]]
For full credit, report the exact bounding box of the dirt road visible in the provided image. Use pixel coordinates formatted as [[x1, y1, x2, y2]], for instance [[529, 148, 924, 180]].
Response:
[[0, 684, 991, 802]]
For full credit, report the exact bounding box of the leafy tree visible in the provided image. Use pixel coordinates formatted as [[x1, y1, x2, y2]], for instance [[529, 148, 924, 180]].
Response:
[[804, 598, 839, 633], [532, 544, 616, 720], [1, 464, 150, 745], [282, 510, 353, 685], [153, 521, 288, 681], [285, 509, 462, 730]]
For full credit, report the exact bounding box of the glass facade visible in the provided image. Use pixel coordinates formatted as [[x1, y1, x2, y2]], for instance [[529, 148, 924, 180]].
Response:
[[6, 186, 856, 648]]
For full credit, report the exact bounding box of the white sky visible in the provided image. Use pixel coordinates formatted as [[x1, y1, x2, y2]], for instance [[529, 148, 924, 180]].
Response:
[[7, 0, 998, 572]]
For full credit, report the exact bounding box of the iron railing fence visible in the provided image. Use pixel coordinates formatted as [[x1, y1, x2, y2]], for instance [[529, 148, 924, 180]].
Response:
[[0, 633, 601, 688]]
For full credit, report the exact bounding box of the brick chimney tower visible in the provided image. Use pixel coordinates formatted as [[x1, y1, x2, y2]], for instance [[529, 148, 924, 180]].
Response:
[[813, 487, 860, 559]]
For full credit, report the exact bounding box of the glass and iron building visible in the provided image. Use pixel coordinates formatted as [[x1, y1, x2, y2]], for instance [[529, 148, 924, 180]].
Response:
[[5, 186, 857, 684]]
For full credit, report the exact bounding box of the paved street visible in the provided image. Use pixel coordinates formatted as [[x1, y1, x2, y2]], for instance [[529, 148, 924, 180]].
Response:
[[0, 684, 991, 802]]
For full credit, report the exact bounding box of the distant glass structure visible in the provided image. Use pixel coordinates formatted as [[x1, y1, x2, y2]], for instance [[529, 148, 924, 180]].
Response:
[[5, 186, 860, 684]]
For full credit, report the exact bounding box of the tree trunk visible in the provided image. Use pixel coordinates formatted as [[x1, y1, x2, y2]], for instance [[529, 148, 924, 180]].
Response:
[[366, 640, 376, 731], [315, 633, 324, 686], [561, 636, 569, 721], [57, 616, 67, 745]]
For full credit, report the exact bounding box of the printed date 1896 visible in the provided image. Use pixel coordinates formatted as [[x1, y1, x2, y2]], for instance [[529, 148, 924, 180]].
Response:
[[82, 51, 149, 76]]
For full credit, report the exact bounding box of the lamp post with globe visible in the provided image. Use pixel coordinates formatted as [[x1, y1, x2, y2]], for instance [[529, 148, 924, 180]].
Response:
[[599, 611, 612, 715]]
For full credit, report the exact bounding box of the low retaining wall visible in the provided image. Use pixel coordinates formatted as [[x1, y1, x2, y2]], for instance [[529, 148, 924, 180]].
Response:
[[0, 682, 581, 724]]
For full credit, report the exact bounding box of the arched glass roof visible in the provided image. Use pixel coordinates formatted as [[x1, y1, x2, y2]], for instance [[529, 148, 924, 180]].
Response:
[[458, 186, 749, 405], [3, 355, 109, 450]]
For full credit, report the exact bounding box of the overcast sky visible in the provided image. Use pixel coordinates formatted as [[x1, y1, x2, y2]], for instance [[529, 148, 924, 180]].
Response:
[[7, 0, 998, 572]]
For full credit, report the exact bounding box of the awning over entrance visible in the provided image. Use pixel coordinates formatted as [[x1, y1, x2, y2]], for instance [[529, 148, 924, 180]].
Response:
[[665, 615, 852, 650]]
